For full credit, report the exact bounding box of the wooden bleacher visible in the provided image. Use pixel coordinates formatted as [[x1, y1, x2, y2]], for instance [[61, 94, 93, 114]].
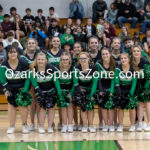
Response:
[[0, 19, 147, 110]]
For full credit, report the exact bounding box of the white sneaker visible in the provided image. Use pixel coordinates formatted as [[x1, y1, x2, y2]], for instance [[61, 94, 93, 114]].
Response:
[[142, 121, 147, 130], [38, 127, 45, 133], [109, 126, 115, 132], [7, 126, 15, 134], [129, 125, 135, 132], [68, 125, 73, 133], [82, 126, 88, 133], [145, 123, 150, 132], [73, 124, 78, 131], [61, 125, 67, 133], [88, 126, 96, 133], [99, 123, 103, 130], [22, 124, 29, 134], [117, 125, 123, 132], [29, 123, 35, 131], [78, 125, 83, 131], [136, 122, 143, 132], [47, 126, 54, 133], [58, 123, 62, 130], [102, 125, 109, 132]]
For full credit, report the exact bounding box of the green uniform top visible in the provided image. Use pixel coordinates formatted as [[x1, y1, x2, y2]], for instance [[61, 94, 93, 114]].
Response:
[[114, 64, 137, 96], [0, 57, 30, 92], [30, 63, 61, 95], [61, 33, 74, 46], [73, 64, 98, 98]]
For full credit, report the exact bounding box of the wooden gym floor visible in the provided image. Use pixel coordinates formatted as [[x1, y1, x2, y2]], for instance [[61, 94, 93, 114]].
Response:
[[0, 110, 150, 150]]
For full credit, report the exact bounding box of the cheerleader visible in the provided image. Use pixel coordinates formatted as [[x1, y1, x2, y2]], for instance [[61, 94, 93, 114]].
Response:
[[73, 52, 98, 133], [57, 52, 74, 133], [30, 52, 62, 133], [72, 42, 84, 130], [21, 38, 40, 131], [46, 36, 64, 66], [114, 53, 137, 132], [72, 42, 84, 66], [111, 37, 121, 64], [88, 36, 101, 63], [88, 36, 103, 129], [131, 45, 150, 131], [96, 47, 116, 132], [0, 45, 32, 134]]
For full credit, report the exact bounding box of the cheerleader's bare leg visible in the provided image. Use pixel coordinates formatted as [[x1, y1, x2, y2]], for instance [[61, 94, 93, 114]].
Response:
[[67, 103, 73, 125], [39, 108, 46, 128], [129, 109, 136, 125], [48, 107, 55, 127], [108, 110, 114, 126], [102, 109, 108, 125], [88, 110, 94, 126], [20, 106, 28, 124], [8, 103, 16, 126], [137, 102, 144, 122], [146, 102, 150, 122], [61, 108, 67, 125], [118, 109, 124, 126]]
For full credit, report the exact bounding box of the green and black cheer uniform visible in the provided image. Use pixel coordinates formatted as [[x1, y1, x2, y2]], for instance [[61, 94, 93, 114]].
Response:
[[0, 58, 32, 107], [56, 66, 74, 108], [20, 50, 40, 64], [46, 49, 64, 66], [96, 61, 115, 109], [114, 64, 137, 109], [73, 64, 98, 111], [134, 57, 150, 102], [89, 50, 101, 64], [30, 63, 62, 109]]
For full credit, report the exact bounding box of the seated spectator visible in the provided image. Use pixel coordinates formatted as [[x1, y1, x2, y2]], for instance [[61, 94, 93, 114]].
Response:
[[1, 14, 13, 37], [61, 27, 74, 47], [48, 7, 59, 23], [13, 14, 26, 40], [29, 21, 47, 49], [73, 26, 86, 43], [133, 31, 142, 47], [85, 18, 96, 41], [117, 0, 138, 28], [114, 0, 124, 18], [72, 19, 84, 33], [141, 4, 150, 34], [0, 42, 6, 64], [96, 17, 104, 34], [47, 18, 61, 39], [44, 19, 50, 35], [35, 9, 45, 25], [63, 43, 72, 53], [131, 0, 144, 22], [104, 3, 118, 25], [118, 26, 131, 51], [92, 0, 107, 23], [103, 21, 116, 46], [118, 26, 130, 42], [69, 0, 85, 20], [97, 30, 107, 49], [61, 18, 73, 34], [23, 8, 35, 32], [2, 31, 23, 49], [10, 7, 17, 23], [12, 42, 24, 55], [142, 28, 150, 54], [144, 0, 150, 9], [0, 6, 4, 24], [0, 32, 4, 42]]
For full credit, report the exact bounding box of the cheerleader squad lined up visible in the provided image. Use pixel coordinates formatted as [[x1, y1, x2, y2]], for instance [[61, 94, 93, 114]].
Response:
[[0, 0, 150, 134]]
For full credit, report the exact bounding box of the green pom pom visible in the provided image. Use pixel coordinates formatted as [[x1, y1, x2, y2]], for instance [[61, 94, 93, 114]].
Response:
[[126, 95, 138, 109], [104, 96, 115, 110], [56, 92, 70, 108], [15, 89, 33, 107], [144, 64, 150, 80], [86, 98, 95, 111]]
